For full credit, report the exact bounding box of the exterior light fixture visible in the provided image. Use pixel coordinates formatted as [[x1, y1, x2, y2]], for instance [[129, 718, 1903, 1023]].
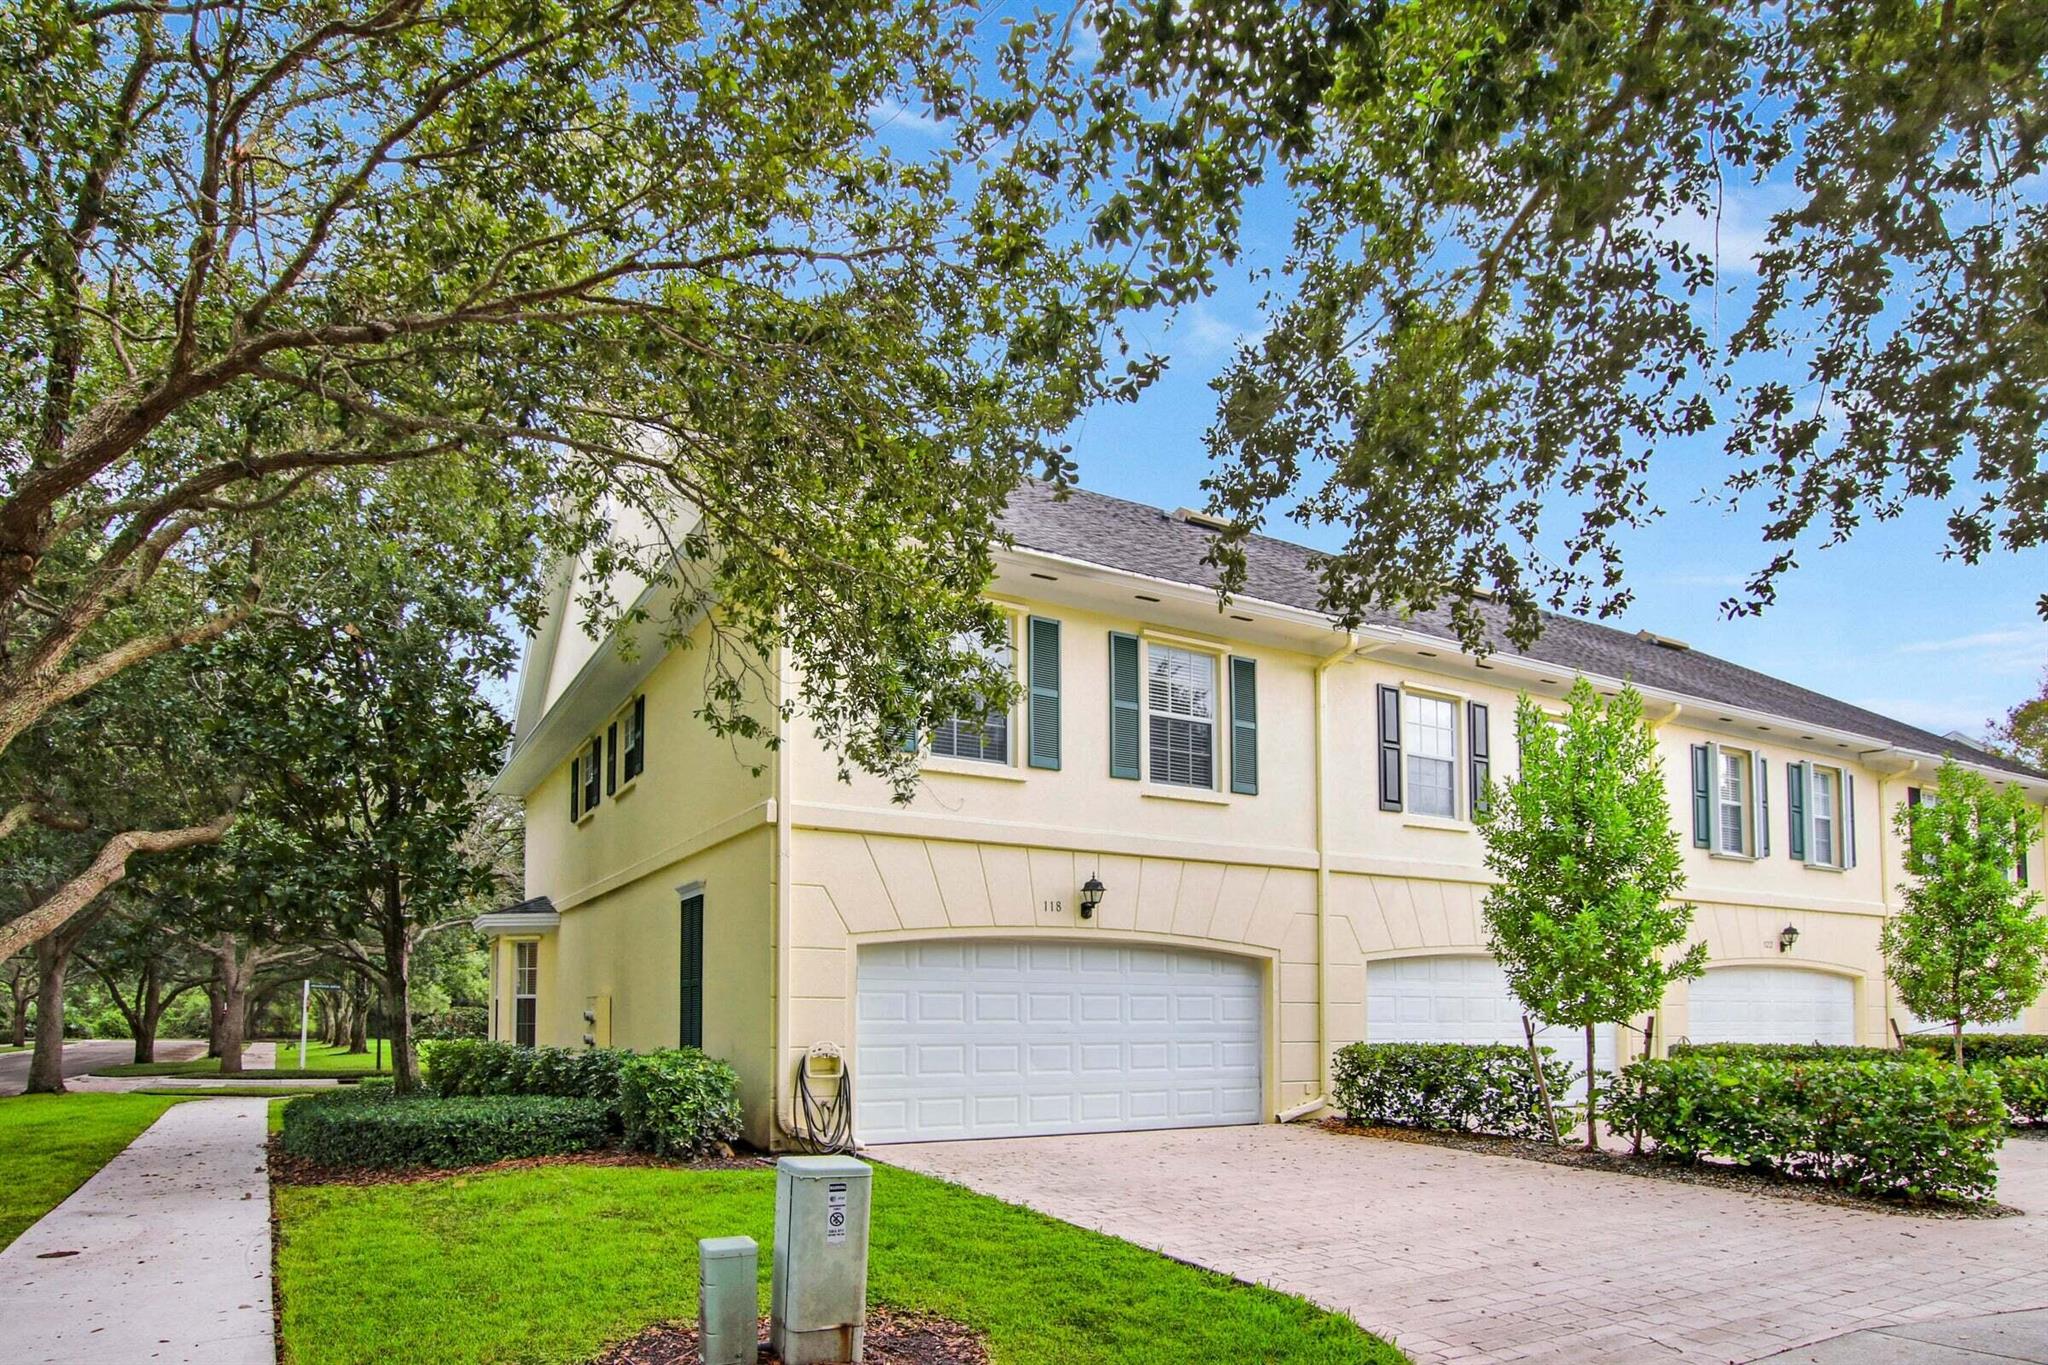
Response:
[[1778, 924, 1800, 954], [1079, 874, 1105, 919]]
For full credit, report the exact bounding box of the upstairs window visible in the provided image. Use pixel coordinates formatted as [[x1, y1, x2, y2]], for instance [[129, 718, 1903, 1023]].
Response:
[[1146, 644, 1215, 788], [580, 736, 602, 816], [1403, 693, 1459, 818], [1809, 764, 1839, 866], [1717, 748, 1752, 855], [622, 695, 646, 783], [929, 627, 1013, 765]]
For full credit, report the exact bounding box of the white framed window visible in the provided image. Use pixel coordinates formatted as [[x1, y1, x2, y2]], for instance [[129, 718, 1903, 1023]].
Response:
[[1809, 763, 1842, 867], [1404, 692, 1459, 818], [1146, 643, 1216, 788], [929, 622, 1014, 765], [513, 941, 538, 1048], [1717, 746, 1754, 856]]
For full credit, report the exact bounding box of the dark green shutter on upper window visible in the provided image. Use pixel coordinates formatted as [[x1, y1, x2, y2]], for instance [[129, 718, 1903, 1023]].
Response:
[[606, 721, 618, 795], [1467, 701, 1490, 818], [570, 756, 581, 822], [1376, 685, 1403, 812], [1690, 744, 1711, 847], [624, 694, 645, 782], [1786, 762, 1807, 861], [1229, 656, 1258, 795], [679, 892, 704, 1049], [1028, 617, 1061, 770], [1108, 632, 1140, 780]]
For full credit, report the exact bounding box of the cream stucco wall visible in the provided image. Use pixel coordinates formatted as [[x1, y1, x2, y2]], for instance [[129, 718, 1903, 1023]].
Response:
[[506, 564, 2048, 1149]]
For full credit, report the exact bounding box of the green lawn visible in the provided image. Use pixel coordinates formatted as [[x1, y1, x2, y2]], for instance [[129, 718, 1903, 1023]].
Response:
[[277, 1162, 1402, 1365], [274, 1041, 388, 1071], [100, 1041, 393, 1079], [0, 1093, 183, 1248]]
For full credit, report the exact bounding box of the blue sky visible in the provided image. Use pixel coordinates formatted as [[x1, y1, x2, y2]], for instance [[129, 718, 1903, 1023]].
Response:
[[1044, 180, 2048, 745]]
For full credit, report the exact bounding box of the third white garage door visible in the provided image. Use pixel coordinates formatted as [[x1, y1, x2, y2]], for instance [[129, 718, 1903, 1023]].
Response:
[[1686, 966, 1856, 1045], [1366, 955, 1615, 1076], [855, 940, 1263, 1144]]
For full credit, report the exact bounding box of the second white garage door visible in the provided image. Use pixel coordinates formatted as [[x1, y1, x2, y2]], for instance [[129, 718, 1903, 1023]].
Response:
[[1687, 966, 1856, 1045], [855, 940, 1263, 1144], [1366, 955, 1615, 1076]]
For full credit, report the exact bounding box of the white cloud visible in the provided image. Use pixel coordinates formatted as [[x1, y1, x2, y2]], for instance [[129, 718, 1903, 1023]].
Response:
[[1644, 183, 1800, 278], [1851, 696, 2000, 740], [1170, 303, 1255, 360], [871, 99, 945, 138], [1895, 627, 2048, 677]]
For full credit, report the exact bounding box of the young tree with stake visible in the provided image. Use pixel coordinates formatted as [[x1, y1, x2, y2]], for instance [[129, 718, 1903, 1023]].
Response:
[[1883, 758, 2048, 1065], [1480, 679, 1706, 1149]]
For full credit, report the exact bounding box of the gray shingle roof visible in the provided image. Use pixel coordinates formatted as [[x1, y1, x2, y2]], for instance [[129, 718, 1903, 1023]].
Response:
[[998, 479, 2042, 781]]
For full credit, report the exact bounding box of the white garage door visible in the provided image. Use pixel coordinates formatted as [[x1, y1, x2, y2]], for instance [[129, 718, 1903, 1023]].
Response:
[[1688, 967, 1855, 1045], [856, 940, 1263, 1144], [1366, 956, 1615, 1078]]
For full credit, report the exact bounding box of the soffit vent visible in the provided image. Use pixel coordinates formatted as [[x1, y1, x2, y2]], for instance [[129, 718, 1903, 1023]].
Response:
[[1637, 629, 1691, 651], [1175, 507, 1232, 532]]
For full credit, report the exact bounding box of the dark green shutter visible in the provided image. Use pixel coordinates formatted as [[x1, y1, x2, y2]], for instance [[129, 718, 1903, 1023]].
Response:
[[1109, 632, 1140, 780], [1028, 617, 1062, 770], [679, 893, 704, 1049], [1377, 685, 1403, 811], [606, 721, 618, 795], [1786, 762, 1807, 861], [1690, 745, 1711, 847], [625, 694, 646, 781], [1229, 656, 1258, 795], [1758, 757, 1770, 856], [1468, 701, 1490, 818], [570, 756, 581, 822]]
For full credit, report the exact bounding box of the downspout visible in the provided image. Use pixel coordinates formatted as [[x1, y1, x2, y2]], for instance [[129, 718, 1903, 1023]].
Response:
[[771, 644, 796, 1144], [1877, 757, 1920, 1040], [1295, 632, 1359, 1120]]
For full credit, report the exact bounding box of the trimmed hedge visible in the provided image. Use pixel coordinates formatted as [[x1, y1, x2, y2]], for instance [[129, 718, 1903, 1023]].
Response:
[[414, 1006, 488, 1041], [619, 1049, 745, 1158], [428, 1039, 630, 1104], [1668, 1042, 1910, 1064], [1605, 1054, 2007, 1203], [1990, 1056, 2048, 1125], [1332, 1042, 1575, 1141], [1903, 1033, 2048, 1064], [280, 1090, 613, 1169]]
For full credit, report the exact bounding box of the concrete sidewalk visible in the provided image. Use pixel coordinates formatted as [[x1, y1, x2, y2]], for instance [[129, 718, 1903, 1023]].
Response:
[[0, 1097, 274, 1364], [1762, 1308, 2048, 1362]]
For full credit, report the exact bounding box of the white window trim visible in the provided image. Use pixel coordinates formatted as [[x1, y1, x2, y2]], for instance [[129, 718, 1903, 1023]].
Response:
[[1141, 637, 1225, 794], [1805, 761, 1847, 871], [923, 611, 1021, 772], [573, 745, 599, 825], [1708, 742, 1760, 860], [1400, 686, 1464, 823], [512, 939, 540, 1048]]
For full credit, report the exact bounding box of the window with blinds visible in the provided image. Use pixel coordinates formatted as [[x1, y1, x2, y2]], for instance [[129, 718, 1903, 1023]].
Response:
[[929, 629, 1013, 764], [1146, 644, 1215, 788], [513, 941, 538, 1048], [1403, 693, 1458, 817]]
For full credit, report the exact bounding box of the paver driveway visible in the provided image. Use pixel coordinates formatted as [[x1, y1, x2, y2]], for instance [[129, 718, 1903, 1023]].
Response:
[[880, 1124, 2048, 1364]]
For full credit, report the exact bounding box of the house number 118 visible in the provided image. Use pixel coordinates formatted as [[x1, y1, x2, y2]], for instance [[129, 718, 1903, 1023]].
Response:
[[1041, 899, 1064, 914]]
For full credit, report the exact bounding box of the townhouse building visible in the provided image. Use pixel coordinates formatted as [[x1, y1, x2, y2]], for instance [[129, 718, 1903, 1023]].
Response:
[[483, 481, 2048, 1149]]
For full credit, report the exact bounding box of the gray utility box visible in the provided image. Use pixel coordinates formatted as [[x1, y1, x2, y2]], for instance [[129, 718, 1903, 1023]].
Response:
[[770, 1155, 872, 1364], [698, 1235, 758, 1365]]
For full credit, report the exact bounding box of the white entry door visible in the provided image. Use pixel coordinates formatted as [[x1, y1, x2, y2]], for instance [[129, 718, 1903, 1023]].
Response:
[[1687, 966, 1856, 1045], [855, 939, 1263, 1144], [1366, 955, 1616, 1076]]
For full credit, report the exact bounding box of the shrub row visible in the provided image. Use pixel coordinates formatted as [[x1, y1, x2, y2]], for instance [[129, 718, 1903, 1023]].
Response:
[[413, 1005, 489, 1041], [1605, 1054, 2007, 1204], [619, 1049, 746, 1158], [1332, 1042, 1575, 1141], [281, 1091, 613, 1169], [1669, 1042, 1908, 1064], [424, 1038, 744, 1159], [428, 1039, 630, 1104], [1903, 1033, 2048, 1064]]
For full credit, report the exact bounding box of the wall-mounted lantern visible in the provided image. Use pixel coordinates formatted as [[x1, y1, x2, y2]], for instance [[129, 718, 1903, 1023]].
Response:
[[1778, 924, 1801, 954], [1080, 874, 1106, 919]]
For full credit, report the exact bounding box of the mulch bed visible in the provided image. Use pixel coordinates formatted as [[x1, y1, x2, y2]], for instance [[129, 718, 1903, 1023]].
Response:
[[267, 1137, 771, 1187], [589, 1310, 989, 1365], [1318, 1118, 2023, 1219]]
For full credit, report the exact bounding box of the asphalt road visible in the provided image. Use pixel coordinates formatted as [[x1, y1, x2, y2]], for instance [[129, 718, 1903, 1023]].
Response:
[[0, 1038, 205, 1095]]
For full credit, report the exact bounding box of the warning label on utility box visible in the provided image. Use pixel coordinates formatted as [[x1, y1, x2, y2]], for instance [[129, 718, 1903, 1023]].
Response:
[[825, 1182, 849, 1245]]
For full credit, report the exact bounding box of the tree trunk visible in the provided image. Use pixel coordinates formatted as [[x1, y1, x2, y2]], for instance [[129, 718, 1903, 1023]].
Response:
[[0, 807, 239, 963], [347, 981, 369, 1054], [205, 975, 224, 1057], [215, 935, 250, 1074], [381, 931, 419, 1094], [1583, 1023, 1599, 1153], [5, 963, 27, 1047], [1954, 1018, 1966, 1067], [131, 959, 164, 1064], [26, 935, 70, 1094]]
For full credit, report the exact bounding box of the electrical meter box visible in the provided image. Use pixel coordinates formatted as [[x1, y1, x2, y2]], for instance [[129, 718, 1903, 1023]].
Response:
[[770, 1155, 871, 1364], [698, 1235, 757, 1365]]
